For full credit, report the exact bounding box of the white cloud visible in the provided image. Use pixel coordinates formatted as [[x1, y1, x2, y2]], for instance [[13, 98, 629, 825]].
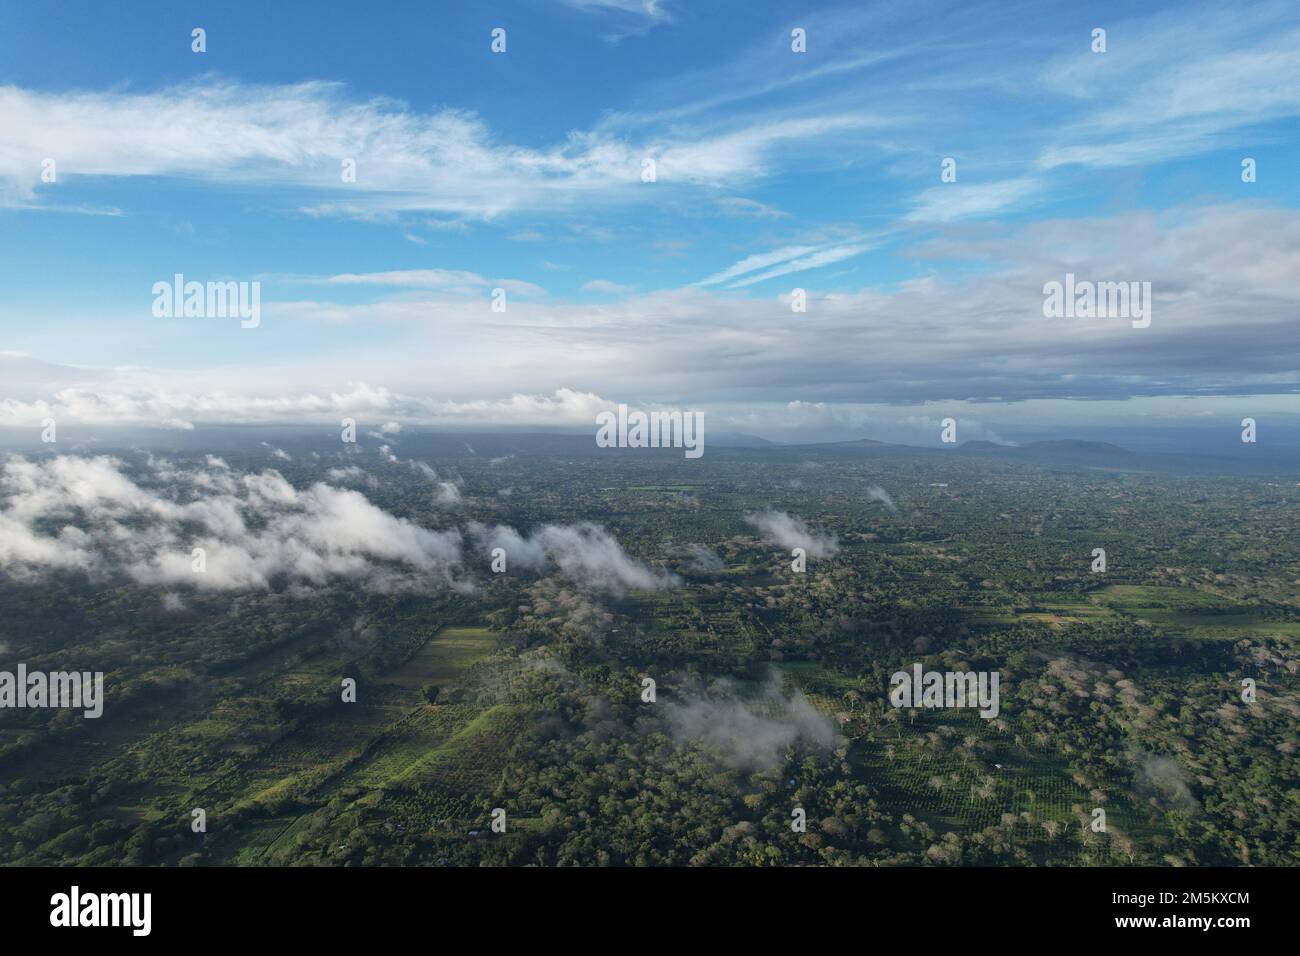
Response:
[[471, 521, 678, 595], [323, 270, 547, 297], [1037, 4, 1300, 171], [714, 196, 788, 218], [0, 81, 872, 217], [1, 205, 1297, 426], [260, 442, 292, 461], [664, 670, 841, 771], [865, 484, 897, 513], [326, 465, 374, 487], [0, 455, 465, 592], [696, 235, 878, 288], [906, 178, 1041, 223], [581, 279, 636, 294], [560, 0, 672, 21], [745, 510, 839, 558], [0, 451, 687, 603], [694, 244, 821, 287], [726, 243, 873, 287], [435, 481, 462, 506]]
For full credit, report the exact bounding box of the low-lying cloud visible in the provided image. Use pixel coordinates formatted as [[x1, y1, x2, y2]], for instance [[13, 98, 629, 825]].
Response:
[[663, 671, 841, 771], [0, 454, 465, 593], [0, 455, 679, 600], [866, 484, 897, 513], [472, 521, 678, 595], [745, 509, 839, 558]]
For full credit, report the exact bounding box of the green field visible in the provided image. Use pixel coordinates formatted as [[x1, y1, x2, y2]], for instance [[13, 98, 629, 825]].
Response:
[[386, 626, 498, 691]]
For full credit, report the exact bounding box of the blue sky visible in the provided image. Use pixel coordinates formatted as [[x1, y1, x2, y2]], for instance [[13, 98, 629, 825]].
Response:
[[0, 0, 1297, 443]]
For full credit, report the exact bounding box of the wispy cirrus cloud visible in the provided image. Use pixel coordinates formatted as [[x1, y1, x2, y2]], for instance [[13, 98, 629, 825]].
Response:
[[558, 0, 675, 42], [0, 80, 874, 218], [725, 243, 875, 287], [694, 244, 822, 287], [906, 178, 1042, 223], [320, 270, 548, 297], [1036, 1, 1300, 171], [560, 0, 672, 21], [695, 238, 878, 288], [580, 279, 636, 294]]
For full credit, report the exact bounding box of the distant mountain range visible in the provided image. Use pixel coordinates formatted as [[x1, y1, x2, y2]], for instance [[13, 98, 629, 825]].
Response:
[[1, 426, 1293, 476], [762, 434, 1290, 475]]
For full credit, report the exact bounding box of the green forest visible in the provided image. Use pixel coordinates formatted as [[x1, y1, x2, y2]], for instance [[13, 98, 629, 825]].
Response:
[[1, 441, 1297, 866]]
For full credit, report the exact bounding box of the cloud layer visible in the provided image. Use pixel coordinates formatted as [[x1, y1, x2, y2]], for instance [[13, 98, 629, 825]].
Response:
[[0, 455, 676, 597], [0, 454, 464, 592], [3, 204, 1296, 434]]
